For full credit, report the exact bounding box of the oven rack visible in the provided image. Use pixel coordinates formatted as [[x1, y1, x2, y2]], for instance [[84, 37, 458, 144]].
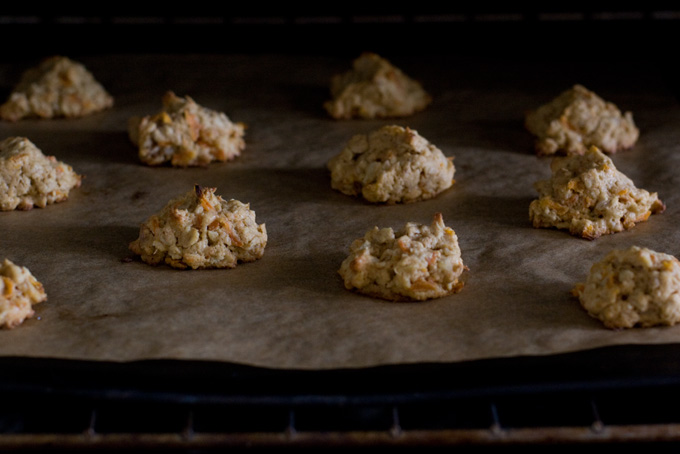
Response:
[[2, 346, 680, 452], [2, 380, 680, 451], [3, 387, 680, 451]]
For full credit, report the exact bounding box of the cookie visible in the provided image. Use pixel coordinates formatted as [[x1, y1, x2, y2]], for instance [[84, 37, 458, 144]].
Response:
[[529, 146, 664, 239], [129, 185, 267, 269], [0, 259, 47, 329], [128, 91, 245, 167], [327, 125, 454, 204], [0, 56, 113, 121], [525, 84, 639, 156], [0, 136, 82, 211], [338, 213, 466, 302], [573, 246, 680, 329], [323, 52, 431, 120]]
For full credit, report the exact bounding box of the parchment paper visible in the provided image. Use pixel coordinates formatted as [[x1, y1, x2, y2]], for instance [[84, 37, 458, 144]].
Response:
[[1, 54, 680, 370]]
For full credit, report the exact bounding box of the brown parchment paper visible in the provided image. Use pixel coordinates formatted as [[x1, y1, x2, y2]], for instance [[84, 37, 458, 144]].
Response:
[[1, 54, 680, 370]]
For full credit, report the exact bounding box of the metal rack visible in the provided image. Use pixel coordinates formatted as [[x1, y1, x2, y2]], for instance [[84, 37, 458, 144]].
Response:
[[2, 345, 680, 451], [3, 384, 680, 451]]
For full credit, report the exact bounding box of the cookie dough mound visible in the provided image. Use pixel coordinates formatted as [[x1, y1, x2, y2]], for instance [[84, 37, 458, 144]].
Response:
[[129, 185, 267, 269], [573, 246, 680, 329], [525, 84, 639, 156], [529, 146, 664, 239], [0, 56, 114, 121], [128, 91, 245, 167], [0, 136, 82, 211], [339, 213, 466, 302], [1, 259, 47, 329], [324, 52, 431, 120], [327, 125, 454, 204]]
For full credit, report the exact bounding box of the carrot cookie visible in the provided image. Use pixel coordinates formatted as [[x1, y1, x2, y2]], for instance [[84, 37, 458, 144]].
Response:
[[324, 52, 431, 120], [327, 125, 454, 204], [573, 246, 680, 329], [1, 259, 47, 329], [339, 213, 466, 302], [129, 185, 267, 269], [525, 84, 639, 156], [529, 146, 664, 239], [128, 91, 245, 167], [0, 56, 113, 121], [0, 136, 82, 211]]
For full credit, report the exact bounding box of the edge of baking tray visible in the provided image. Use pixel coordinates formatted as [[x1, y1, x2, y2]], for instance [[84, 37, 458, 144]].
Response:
[[2, 343, 679, 402]]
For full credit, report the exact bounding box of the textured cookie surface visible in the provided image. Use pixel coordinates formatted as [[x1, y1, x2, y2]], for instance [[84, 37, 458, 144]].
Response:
[[0, 259, 47, 329], [0, 136, 82, 211], [128, 91, 245, 167], [129, 185, 267, 269], [525, 84, 639, 156], [327, 125, 454, 204], [324, 52, 431, 120], [529, 146, 664, 239], [338, 213, 466, 301], [573, 246, 680, 329], [0, 56, 113, 121]]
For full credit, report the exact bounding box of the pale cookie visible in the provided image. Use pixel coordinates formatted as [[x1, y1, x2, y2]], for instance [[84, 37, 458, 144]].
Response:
[[129, 185, 267, 269], [525, 84, 639, 156], [0, 136, 82, 211], [327, 125, 454, 204], [529, 146, 664, 239], [338, 213, 466, 302], [0, 56, 113, 121], [573, 246, 680, 329], [324, 52, 431, 120], [128, 91, 245, 167], [0, 259, 47, 329]]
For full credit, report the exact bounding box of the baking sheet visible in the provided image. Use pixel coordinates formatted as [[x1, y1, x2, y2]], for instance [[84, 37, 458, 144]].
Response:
[[1, 54, 680, 370]]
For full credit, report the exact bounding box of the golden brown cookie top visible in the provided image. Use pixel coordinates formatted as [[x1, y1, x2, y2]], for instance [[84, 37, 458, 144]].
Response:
[[1, 259, 47, 329], [525, 84, 639, 156], [573, 246, 680, 329], [129, 185, 267, 269], [324, 52, 431, 120], [0, 56, 113, 121], [0, 136, 82, 211], [327, 125, 454, 204], [529, 146, 664, 239], [338, 213, 466, 302], [128, 91, 245, 167]]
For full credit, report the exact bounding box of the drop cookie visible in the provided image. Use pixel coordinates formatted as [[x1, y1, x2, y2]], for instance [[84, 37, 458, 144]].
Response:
[[129, 185, 267, 269], [0, 56, 113, 121], [529, 146, 664, 239], [0, 136, 82, 211], [338, 213, 466, 302], [525, 84, 639, 156], [1, 259, 47, 329], [573, 246, 680, 329], [324, 52, 431, 120], [327, 125, 454, 204], [128, 91, 245, 167]]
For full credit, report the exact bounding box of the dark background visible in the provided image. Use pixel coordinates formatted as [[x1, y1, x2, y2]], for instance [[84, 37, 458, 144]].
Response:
[[1, 3, 677, 58]]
